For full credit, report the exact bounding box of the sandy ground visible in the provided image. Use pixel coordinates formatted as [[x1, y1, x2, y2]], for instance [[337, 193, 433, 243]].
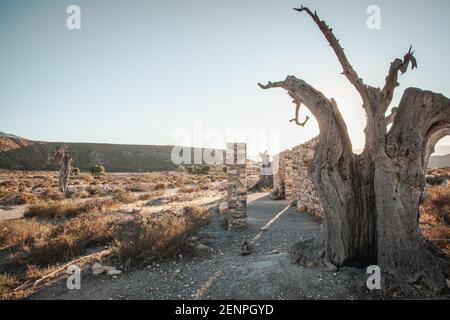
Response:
[[30, 193, 377, 300]]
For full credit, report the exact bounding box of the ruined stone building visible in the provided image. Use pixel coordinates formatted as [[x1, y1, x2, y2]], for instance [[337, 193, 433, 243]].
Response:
[[273, 137, 324, 217]]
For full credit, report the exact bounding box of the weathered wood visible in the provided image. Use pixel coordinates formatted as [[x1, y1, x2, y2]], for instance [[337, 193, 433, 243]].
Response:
[[54, 146, 72, 195], [260, 6, 449, 292]]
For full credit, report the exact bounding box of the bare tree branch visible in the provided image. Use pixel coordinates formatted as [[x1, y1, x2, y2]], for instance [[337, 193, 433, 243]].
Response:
[[294, 6, 370, 104], [385, 107, 397, 126], [380, 46, 417, 112], [288, 94, 310, 126]]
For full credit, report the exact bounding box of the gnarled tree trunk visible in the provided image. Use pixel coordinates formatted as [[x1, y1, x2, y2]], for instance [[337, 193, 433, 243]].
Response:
[[259, 6, 449, 292], [55, 146, 73, 195]]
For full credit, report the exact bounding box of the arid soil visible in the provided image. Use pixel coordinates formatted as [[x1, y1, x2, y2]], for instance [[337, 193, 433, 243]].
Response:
[[32, 194, 374, 300], [0, 168, 449, 300]]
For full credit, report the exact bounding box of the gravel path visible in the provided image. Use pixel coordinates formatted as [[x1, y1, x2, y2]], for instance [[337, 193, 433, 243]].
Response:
[[31, 194, 369, 300]]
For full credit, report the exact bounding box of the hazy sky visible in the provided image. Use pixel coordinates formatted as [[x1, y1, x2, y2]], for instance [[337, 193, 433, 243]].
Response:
[[1, 0, 449, 157]]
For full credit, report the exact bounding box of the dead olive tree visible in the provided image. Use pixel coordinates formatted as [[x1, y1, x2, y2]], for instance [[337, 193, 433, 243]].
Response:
[[259, 6, 449, 292], [54, 146, 72, 194]]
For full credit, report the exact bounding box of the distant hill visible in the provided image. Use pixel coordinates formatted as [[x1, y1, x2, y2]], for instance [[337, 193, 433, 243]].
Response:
[[428, 154, 450, 168], [0, 131, 23, 139], [0, 136, 224, 172]]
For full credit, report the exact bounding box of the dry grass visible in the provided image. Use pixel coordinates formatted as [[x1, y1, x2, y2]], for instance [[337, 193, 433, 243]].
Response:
[[0, 192, 38, 206], [25, 213, 114, 266], [0, 212, 114, 299], [179, 185, 201, 193], [24, 198, 116, 220], [111, 205, 210, 268], [0, 169, 225, 299], [420, 169, 450, 255], [0, 219, 51, 249], [0, 273, 21, 299]]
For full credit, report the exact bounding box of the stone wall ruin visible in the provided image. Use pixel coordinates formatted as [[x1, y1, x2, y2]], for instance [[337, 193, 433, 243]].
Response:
[[273, 137, 324, 217], [226, 143, 248, 230]]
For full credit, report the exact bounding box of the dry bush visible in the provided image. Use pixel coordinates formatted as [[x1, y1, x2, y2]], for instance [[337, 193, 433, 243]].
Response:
[[154, 182, 166, 190], [0, 219, 51, 249], [39, 188, 65, 201], [70, 190, 90, 199], [85, 185, 101, 197], [0, 187, 8, 198], [0, 273, 20, 299], [25, 213, 114, 266], [125, 181, 167, 193], [420, 182, 450, 255], [112, 205, 210, 267], [178, 185, 201, 194], [25, 198, 116, 220], [138, 191, 164, 201], [0, 192, 38, 206], [0, 213, 114, 298], [112, 188, 138, 204]]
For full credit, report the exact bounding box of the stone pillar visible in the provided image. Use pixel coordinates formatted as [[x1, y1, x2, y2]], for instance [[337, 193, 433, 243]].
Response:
[[226, 143, 247, 230]]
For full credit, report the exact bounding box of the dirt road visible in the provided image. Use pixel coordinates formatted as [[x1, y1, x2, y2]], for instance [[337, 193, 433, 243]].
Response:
[[31, 194, 370, 300]]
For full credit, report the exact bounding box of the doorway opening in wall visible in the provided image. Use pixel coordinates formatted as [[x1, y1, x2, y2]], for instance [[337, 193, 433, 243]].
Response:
[[419, 136, 450, 257]]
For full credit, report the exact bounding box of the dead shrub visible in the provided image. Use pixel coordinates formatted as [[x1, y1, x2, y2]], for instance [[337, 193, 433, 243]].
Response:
[[137, 191, 164, 201], [25, 198, 115, 220], [40, 188, 65, 201], [0, 192, 38, 206], [112, 189, 138, 204], [0, 219, 51, 249], [26, 213, 114, 266], [112, 205, 209, 267], [154, 183, 166, 190], [0, 273, 20, 299], [420, 182, 450, 255], [178, 185, 201, 193], [125, 183, 154, 193], [85, 185, 101, 197]]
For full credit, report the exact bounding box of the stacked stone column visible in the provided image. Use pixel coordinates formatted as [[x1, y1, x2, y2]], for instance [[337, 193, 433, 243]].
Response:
[[226, 143, 247, 230]]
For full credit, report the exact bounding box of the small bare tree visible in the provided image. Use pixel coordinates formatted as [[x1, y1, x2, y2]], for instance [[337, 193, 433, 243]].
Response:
[[54, 146, 72, 194], [259, 6, 449, 292]]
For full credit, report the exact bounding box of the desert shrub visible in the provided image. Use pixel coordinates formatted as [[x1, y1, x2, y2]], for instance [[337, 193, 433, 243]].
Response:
[[40, 188, 65, 201], [71, 167, 80, 176], [186, 165, 210, 175], [137, 191, 164, 201], [154, 182, 166, 190], [112, 188, 138, 204], [0, 273, 20, 299], [178, 185, 201, 193], [0, 219, 51, 248], [25, 198, 115, 220], [177, 165, 186, 172], [26, 213, 114, 266], [419, 183, 450, 255], [90, 164, 105, 178], [0, 192, 38, 206], [199, 183, 209, 191], [85, 185, 101, 197], [426, 175, 449, 185], [186, 165, 199, 174], [125, 183, 153, 192], [112, 205, 209, 267], [200, 165, 210, 174]]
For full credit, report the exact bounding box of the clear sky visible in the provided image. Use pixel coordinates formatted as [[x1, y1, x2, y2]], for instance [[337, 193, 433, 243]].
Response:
[[1, 0, 449, 158]]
